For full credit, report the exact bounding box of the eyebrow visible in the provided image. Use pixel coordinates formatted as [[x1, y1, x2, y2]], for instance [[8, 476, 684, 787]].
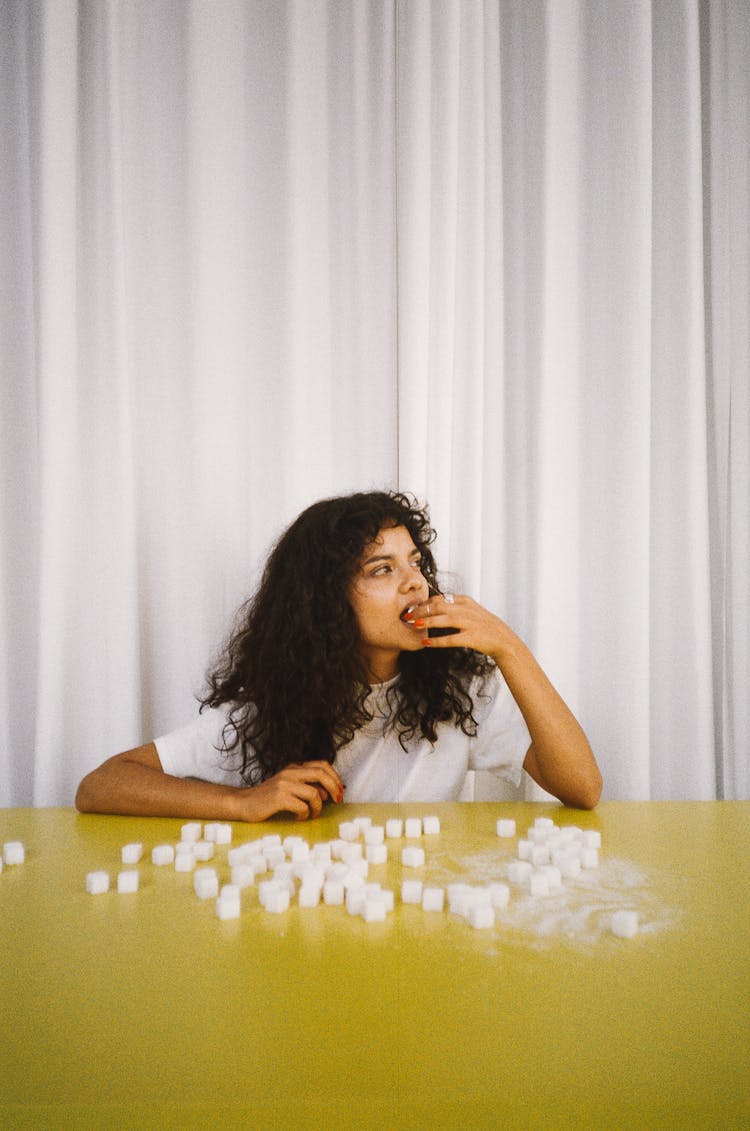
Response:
[[362, 549, 422, 567]]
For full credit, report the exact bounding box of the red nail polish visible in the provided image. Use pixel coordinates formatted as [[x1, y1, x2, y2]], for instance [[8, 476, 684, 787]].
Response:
[[413, 618, 425, 628], [422, 638, 431, 647]]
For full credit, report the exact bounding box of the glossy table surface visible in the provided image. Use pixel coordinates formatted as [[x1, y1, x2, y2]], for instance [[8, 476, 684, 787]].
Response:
[[1, 802, 748, 1129]]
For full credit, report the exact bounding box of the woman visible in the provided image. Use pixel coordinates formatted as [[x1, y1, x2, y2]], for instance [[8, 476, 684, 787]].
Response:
[[76, 491, 602, 820]]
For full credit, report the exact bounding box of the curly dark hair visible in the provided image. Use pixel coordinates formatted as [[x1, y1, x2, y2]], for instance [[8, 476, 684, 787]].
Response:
[[200, 490, 493, 783]]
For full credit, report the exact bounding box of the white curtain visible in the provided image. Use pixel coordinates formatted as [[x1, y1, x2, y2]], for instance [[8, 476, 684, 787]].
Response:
[[1, 0, 747, 807]]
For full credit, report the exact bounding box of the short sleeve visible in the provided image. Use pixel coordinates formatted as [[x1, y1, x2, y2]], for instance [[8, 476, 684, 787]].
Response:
[[155, 706, 245, 786], [467, 667, 531, 785]]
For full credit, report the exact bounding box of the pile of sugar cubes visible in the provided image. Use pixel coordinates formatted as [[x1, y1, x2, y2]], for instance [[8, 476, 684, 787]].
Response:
[[497, 816, 639, 938], [84, 814, 639, 939]]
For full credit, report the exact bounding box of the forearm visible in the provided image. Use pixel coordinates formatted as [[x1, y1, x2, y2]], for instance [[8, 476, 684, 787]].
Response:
[[75, 757, 252, 821], [491, 631, 602, 809]]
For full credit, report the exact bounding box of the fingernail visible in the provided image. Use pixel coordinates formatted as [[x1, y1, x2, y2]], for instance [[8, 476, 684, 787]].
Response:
[[412, 618, 425, 628], [422, 638, 431, 647]]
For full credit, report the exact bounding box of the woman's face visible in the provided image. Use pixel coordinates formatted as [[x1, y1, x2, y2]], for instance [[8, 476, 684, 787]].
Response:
[[348, 524, 430, 683]]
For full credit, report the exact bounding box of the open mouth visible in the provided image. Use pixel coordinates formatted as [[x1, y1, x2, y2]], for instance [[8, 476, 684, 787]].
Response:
[[400, 604, 417, 623]]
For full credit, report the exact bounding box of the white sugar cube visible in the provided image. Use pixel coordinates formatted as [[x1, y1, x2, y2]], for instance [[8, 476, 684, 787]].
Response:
[[180, 822, 202, 843], [263, 847, 286, 868], [121, 843, 143, 865], [540, 865, 563, 891], [361, 897, 386, 922], [385, 818, 404, 838], [338, 821, 358, 842], [341, 842, 363, 864], [3, 841, 25, 865], [422, 887, 445, 912], [329, 839, 346, 860], [529, 871, 550, 897], [581, 848, 600, 869], [404, 817, 422, 838], [323, 879, 345, 905], [488, 882, 510, 910], [401, 879, 424, 905], [311, 843, 332, 865], [467, 903, 495, 929], [151, 845, 174, 866], [507, 860, 533, 885], [204, 822, 232, 844], [558, 854, 582, 879], [353, 816, 373, 835], [422, 815, 440, 835], [378, 888, 395, 913], [290, 842, 311, 864], [299, 885, 321, 908], [611, 910, 639, 938], [534, 817, 555, 830], [86, 870, 110, 894], [117, 870, 139, 893], [193, 840, 215, 862], [265, 887, 290, 914], [364, 825, 385, 846], [366, 843, 388, 865], [216, 894, 241, 920], [346, 888, 366, 916], [517, 839, 533, 861], [174, 848, 195, 872], [447, 884, 478, 916], [262, 834, 282, 849], [530, 844, 551, 867], [582, 830, 602, 849], [231, 864, 256, 889], [401, 846, 425, 868], [497, 819, 516, 838], [194, 868, 219, 900]]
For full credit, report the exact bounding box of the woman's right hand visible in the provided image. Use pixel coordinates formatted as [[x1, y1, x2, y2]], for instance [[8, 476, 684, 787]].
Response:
[[239, 761, 345, 822]]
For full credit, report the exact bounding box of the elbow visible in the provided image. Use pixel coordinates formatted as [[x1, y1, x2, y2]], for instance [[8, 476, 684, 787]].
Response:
[[74, 773, 98, 813], [573, 767, 603, 810]]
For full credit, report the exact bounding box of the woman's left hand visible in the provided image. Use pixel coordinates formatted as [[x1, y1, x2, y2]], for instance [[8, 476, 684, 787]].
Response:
[[405, 593, 511, 659]]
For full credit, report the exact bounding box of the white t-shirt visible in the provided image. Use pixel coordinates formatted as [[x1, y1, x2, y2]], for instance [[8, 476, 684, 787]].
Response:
[[155, 666, 530, 803]]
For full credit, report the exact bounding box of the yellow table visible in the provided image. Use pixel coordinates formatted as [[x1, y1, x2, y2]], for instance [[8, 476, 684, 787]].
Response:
[[1, 802, 748, 1129]]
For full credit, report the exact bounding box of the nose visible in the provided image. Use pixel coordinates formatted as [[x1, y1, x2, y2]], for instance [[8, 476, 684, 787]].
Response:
[[400, 566, 425, 594]]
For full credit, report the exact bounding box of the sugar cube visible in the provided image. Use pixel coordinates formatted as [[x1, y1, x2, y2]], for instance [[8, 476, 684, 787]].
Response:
[[174, 848, 195, 872], [2, 841, 25, 865], [361, 897, 386, 922], [216, 893, 241, 920], [581, 848, 600, 869], [151, 845, 175, 866], [385, 818, 404, 839], [366, 843, 388, 865], [401, 879, 424, 905], [364, 825, 385, 846], [194, 868, 219, 900], [265, 886, 290, 914], [353, 817, 372, 836], [117, 870, 139, 893], [467, 903, 495, 929], [346, 888, 366, 916], [231, 864, 256, 889], [180, 822, 202, 843], [488, 882, 510, 910], [611, 910, 639, 939], [582, 830, 602, 849], [422, 887, 445, 912], [507, 860, 533, 885], [422, 815, 440, 835], [121, 843, 143, 865], [529, 871, 550, 897], [323, 879, 345, 905], [338, 821, 358, 842], [193, 841, 215, 862], [404, 817, 422, 838], [86, 870, 110, 894], [517, 839, 533, 861], [401, 846, 425, 868], [497, 819, 516, 838], [299, 885, 321, 909]]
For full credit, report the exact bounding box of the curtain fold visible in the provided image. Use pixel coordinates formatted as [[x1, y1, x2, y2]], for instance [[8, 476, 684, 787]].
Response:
[[1, 0, 747, 805]]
